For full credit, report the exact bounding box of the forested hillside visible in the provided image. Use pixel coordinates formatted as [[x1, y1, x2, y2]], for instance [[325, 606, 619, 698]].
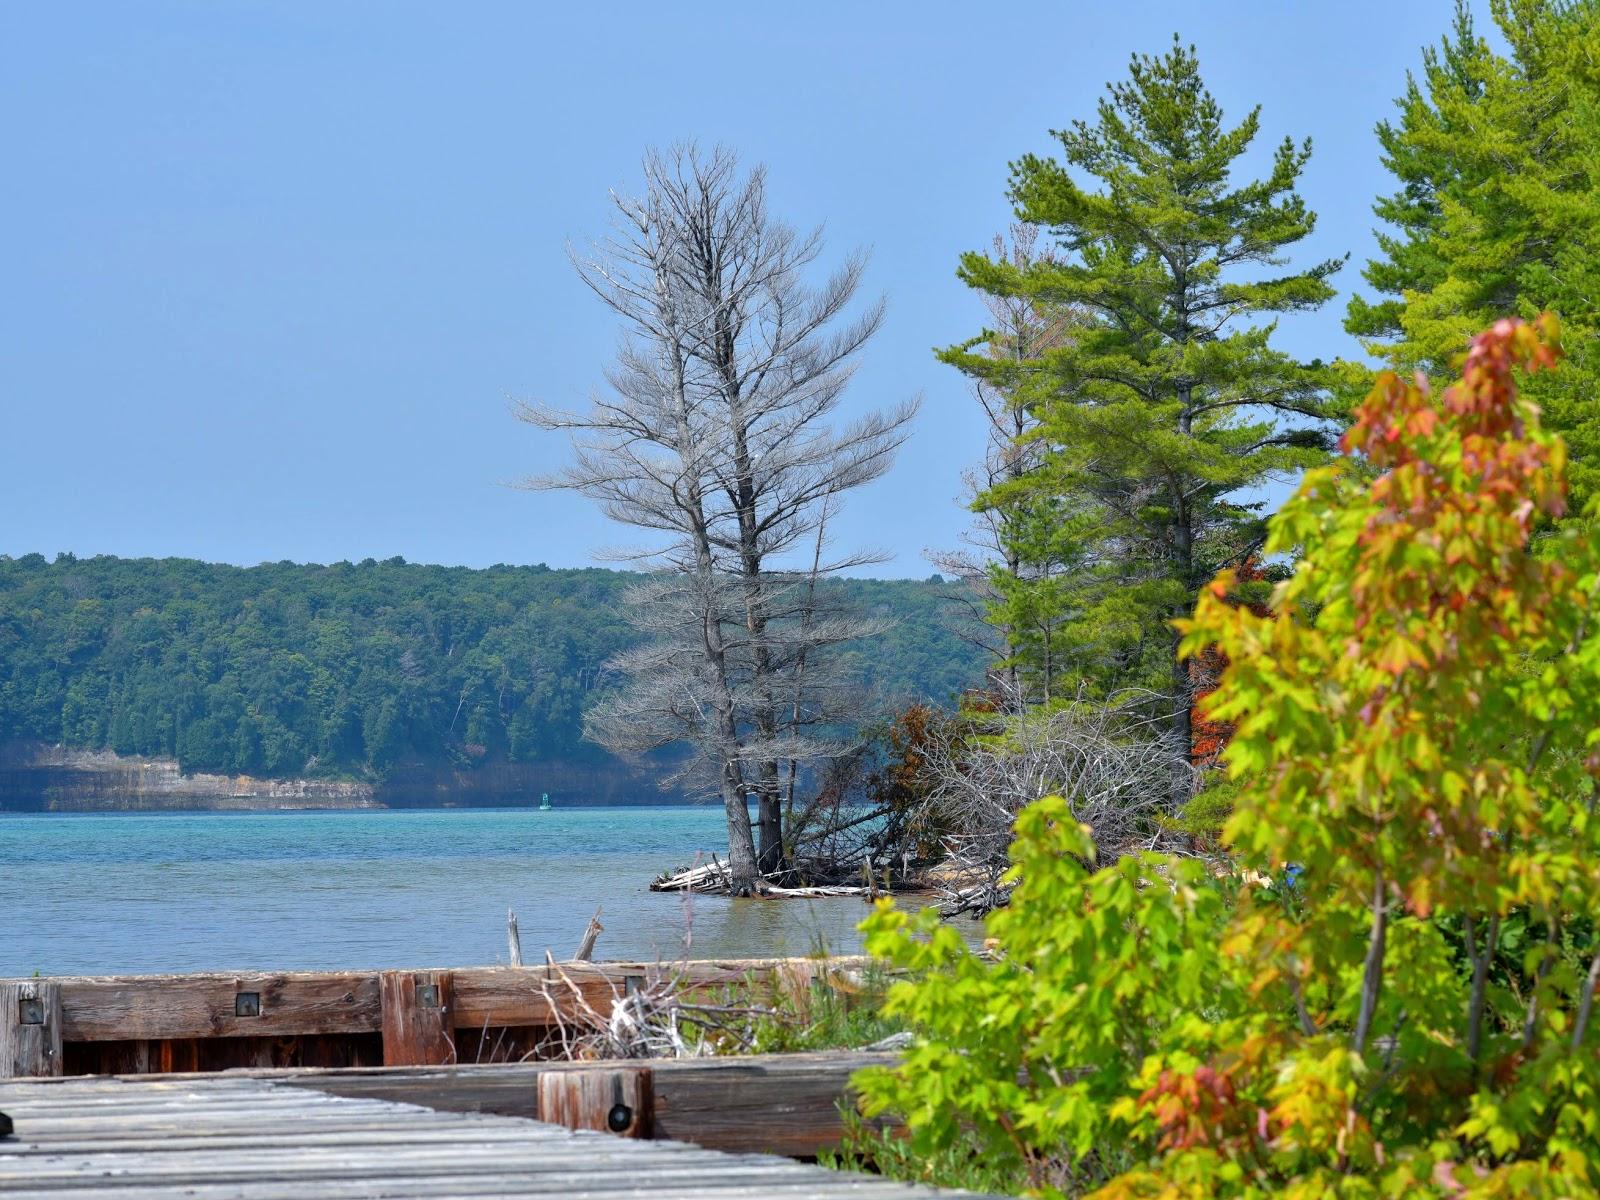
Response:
[[0, 554, 982, 782]]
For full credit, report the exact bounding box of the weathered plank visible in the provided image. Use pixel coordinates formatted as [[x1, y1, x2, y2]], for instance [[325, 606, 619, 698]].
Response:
[[650, 1052, 893, 1157], [2, 1050, 894, 1156], [56, 972, 382, 1041], [0, 1181, 936, 1200], [538, 1065, 652, 1137], [379, 969, 456, 1066], [0, 1074, 975, 1198], [450, 965, 618, 1028], [0, 979, 63, 1078]]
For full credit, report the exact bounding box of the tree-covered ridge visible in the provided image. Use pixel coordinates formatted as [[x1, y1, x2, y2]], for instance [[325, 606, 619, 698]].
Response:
[[0, 553, 982, 783]]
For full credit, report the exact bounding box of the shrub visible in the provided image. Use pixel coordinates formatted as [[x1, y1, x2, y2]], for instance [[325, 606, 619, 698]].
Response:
[[851, 316, 1600, 1197]]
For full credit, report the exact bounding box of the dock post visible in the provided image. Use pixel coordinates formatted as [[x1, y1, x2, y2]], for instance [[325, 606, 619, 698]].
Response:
[[379, 970, 456, 1066], [0, 981, 63, 1078], [537, 1066, 653, 1138]]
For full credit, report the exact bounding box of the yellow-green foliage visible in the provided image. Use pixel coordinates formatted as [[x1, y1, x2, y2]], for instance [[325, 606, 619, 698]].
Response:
[[855, 802, 1237, 1195], [851, 317, 1600, 1197]]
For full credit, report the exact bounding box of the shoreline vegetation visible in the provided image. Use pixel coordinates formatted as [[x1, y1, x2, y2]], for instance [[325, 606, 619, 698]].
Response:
[[10, 2, 1600, 1193], [0, 554, 984, 809]]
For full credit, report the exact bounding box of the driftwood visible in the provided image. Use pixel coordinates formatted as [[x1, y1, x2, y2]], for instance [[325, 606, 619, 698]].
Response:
[[938, 878, 1017, 918], [650, 859, 731, 893], [761, 883, 873, 898], [573, 907, 604, 960], [506, 908, 523, 967], [650, 861, 871, 899]]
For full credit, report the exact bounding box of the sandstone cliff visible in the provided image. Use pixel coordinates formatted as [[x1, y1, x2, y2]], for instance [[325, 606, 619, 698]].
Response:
[[0, 741, 677, 811]]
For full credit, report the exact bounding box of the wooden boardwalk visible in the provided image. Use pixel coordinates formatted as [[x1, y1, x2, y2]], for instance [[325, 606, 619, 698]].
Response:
[[0, 1074, 984, 1199]]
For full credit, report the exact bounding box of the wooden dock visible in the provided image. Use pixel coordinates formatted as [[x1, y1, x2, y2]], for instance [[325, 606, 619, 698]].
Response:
[[0, 959, 865, 1078], [0, 961, 918, 1169], [0, 1073, 977, 1198]]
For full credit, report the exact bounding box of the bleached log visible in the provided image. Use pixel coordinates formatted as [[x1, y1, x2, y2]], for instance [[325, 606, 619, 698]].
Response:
[[573, 907, 604, 961], [650, 861, 732, 893]]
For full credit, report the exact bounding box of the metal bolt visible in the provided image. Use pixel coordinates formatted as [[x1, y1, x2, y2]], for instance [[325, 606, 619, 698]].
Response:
[[416, 983, 440, 1009], [18, 999, 43, 1026], [234, 992, 261, 1018], [607, 1103, 633, 1132]]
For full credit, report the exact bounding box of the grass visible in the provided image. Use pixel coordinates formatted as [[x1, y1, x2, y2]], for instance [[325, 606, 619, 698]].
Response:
[[820, 1113, 1030, 1195]]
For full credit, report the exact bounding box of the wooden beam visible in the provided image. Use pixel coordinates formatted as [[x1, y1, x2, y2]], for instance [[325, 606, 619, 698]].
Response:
[[0, 980, 63, 1079], [379, 971, 455, 1067], [273, 1051, 895, 1156], [6, 958, 875, 1046], [57, 973, 382, 1042], [650, 1052, 883, 1157], [537, 1066, 651, 1137]]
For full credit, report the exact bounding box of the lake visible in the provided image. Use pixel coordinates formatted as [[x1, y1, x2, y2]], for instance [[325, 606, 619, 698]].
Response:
[[0, 806, 949, 976]]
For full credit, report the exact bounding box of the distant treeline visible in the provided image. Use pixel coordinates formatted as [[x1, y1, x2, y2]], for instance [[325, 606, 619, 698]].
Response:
[[0, 554, 982, 782]]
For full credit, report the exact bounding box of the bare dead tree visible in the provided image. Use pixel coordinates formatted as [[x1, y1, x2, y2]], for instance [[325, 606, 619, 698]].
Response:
[[521, 144, 916, 892]]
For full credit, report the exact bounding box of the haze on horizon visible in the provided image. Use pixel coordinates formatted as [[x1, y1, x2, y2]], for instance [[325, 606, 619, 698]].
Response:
[[4, 1, 1452, 577]]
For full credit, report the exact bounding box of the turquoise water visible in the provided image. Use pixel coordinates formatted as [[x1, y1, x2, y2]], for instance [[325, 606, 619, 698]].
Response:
[[0, 807, 901, 976]]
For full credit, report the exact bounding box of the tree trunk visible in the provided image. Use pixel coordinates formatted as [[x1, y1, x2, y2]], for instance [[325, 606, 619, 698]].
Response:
[[721, 768, 759, 895], [716, 310, 787, 879], [1173, 389, 1196, 766], [1170, 628, 1192, 753], [755, 786, 783, 877]]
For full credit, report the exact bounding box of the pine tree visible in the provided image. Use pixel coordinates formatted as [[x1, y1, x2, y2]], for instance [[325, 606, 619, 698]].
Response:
[[948, 37, 1341, 753], [934, 227, 1088, 705], [1348, 0, 1600, 506]]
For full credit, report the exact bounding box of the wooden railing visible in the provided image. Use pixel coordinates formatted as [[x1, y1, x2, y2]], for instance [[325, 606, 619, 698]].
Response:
[[0, 958, 861, 1079]]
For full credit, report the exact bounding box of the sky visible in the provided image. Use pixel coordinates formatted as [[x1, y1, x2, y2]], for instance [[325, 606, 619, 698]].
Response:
[[2, 1, 1464, 577]]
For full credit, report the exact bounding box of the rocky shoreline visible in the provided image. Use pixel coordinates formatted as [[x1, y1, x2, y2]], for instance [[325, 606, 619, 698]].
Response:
[[0, 743, 377, 811], [0, 740, 677, 811]]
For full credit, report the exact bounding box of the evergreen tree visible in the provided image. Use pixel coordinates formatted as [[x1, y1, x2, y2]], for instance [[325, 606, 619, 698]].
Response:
[[934, 226, 1087, 705], [949, 38, 1341, 753], [1348, 0, 1600, 506]]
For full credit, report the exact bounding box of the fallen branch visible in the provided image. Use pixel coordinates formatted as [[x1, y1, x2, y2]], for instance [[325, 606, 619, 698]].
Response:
[[650, 861, 873, 898]]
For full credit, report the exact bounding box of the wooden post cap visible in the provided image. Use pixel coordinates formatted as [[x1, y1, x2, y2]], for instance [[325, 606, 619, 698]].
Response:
[[1, 981, 62, 1079], [537, 1066, 653, 1138]]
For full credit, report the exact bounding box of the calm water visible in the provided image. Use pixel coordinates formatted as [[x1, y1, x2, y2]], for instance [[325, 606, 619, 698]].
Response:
[[0, 806, 917, 976]]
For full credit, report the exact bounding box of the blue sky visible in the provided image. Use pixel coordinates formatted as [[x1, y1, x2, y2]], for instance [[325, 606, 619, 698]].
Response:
[[3, 1, 1461, 576]]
